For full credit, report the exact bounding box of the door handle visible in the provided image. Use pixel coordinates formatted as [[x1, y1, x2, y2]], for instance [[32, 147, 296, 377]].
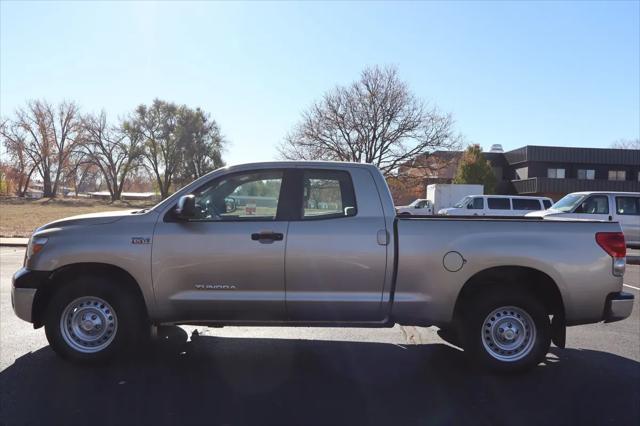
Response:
[[251, 231, 284, 242]]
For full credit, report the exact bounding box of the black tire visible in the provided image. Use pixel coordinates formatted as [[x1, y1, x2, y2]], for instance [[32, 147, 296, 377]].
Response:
[[460, 289, 551, 373], [44, 275, 147, 363]]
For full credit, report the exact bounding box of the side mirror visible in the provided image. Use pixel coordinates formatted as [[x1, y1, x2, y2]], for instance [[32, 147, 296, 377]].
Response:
[[467, 204, 472, 209], [175, 194, 197, 220]]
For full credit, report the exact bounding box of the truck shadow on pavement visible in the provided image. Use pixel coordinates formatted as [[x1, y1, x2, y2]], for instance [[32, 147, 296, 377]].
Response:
[[1, 326, 639, 426]]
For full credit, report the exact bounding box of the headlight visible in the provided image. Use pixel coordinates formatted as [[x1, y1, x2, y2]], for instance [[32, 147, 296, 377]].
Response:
[[27, 236, 48, 258]]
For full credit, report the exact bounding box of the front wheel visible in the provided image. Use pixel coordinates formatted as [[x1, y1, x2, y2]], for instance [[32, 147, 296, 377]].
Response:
[[461, 290, 551, 373], [45, 276, 146, 363]]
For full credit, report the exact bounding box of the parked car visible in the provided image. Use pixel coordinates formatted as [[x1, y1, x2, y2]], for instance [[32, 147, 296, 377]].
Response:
[[396, 184, 484, 216], [439, 195, 553, 216], [12, 161, 633, 372], [527, 191, 640, 248]]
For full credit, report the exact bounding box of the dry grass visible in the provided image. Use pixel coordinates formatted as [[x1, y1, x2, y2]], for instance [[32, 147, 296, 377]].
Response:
[[0, 197, 156, 237]]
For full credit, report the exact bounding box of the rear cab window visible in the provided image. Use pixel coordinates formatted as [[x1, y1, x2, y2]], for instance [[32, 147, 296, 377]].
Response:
[[487, 197, 511, 210], [615, 196, 640, 216], [301, 170, 357, 219]]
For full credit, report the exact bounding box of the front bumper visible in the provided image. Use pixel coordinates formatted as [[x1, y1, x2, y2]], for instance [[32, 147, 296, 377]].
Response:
[[11, 267, 49, 324], [603, 292, 635, 323]]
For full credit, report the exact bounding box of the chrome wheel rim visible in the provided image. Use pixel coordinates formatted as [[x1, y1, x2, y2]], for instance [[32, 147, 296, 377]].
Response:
[[481, 306, 536, 362], [60, 296, 118, 353]]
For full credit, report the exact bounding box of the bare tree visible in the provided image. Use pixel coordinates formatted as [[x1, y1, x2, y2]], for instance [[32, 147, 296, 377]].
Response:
[[62, 149, 101, 197], [611, 138, 640, 150], [0, 119, 39, 196], [279, 65, 461, 176], [81, 112, 143, 201], [4, 100, 82, 197]]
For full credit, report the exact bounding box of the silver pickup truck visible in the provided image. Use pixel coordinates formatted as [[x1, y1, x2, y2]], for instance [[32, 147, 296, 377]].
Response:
[[11, 161, 634, 372]]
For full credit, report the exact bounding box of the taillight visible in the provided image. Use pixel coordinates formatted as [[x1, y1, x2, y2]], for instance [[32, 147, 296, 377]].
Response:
[[596, 232, 626, 258], [596, 232, 626, 277]]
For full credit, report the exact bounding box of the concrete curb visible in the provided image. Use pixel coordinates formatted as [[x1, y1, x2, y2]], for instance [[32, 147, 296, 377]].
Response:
[[0, 238, 29, 247]]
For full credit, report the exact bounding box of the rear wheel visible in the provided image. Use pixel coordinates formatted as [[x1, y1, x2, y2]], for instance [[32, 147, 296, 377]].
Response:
[[45, 276, 146, 363], [461, 290, 551, 373]]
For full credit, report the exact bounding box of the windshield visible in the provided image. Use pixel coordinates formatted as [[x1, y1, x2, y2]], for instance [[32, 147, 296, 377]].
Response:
[[551, 194, 586, 212], [453, 196, 472, 208], [408, 199, 424, 207]]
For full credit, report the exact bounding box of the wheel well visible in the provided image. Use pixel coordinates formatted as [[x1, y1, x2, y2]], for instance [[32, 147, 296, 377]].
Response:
[[453, 266, 565, 322], [32, 263, 148, 328]]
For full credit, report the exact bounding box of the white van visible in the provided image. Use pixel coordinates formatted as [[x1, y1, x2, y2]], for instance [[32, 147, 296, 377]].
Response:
[[439, 195, 553, 217], [526, 191, 640, 248]]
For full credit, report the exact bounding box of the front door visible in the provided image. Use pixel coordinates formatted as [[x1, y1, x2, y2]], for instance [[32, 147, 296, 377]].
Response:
[[285, 168, 389, 322], [565, 194, 611, 221], [152, 169, 289, 322]]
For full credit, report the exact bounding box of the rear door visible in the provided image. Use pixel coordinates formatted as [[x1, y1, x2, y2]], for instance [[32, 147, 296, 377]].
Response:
[[285, 167, 389, 321], [614, 195, 640, 246]]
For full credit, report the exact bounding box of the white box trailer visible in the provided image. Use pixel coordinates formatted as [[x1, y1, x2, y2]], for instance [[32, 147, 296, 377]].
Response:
[[427, 184, 484, 214]]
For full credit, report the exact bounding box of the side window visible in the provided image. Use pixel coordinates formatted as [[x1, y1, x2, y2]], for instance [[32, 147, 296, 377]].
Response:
[[543, 199, 552, 209], [191, 170, 283, 221], [487, 197, 511, 210], [616, 197, 640, 216], [513, 198, 543, 210], [574, 195, 609, 214], [470, 197, 484, 209], [302, 170, 357, 219]]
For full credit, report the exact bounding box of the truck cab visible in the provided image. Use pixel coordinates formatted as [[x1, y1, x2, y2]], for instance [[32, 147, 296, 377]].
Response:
[[395, 198, 433, 216], [527, 191, 640, 247]]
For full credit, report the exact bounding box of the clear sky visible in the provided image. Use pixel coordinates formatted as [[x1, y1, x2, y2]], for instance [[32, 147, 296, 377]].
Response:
[[1, 1, 638, 165]]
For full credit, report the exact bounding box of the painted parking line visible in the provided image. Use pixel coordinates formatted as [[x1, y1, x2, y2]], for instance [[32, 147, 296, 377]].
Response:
[[623, 284, 640, 291]]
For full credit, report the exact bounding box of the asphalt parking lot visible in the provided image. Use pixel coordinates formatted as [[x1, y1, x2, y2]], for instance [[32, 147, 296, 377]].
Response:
[[1, 247, 638, 426]]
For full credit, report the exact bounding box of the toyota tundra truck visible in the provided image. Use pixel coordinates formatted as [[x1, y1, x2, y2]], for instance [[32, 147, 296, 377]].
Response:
[[11, 161, 634, 372]]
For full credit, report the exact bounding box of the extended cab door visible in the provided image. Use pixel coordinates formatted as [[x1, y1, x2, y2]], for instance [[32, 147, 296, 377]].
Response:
[[285, 167, 389, 322], [151, 169, 292, 322]]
